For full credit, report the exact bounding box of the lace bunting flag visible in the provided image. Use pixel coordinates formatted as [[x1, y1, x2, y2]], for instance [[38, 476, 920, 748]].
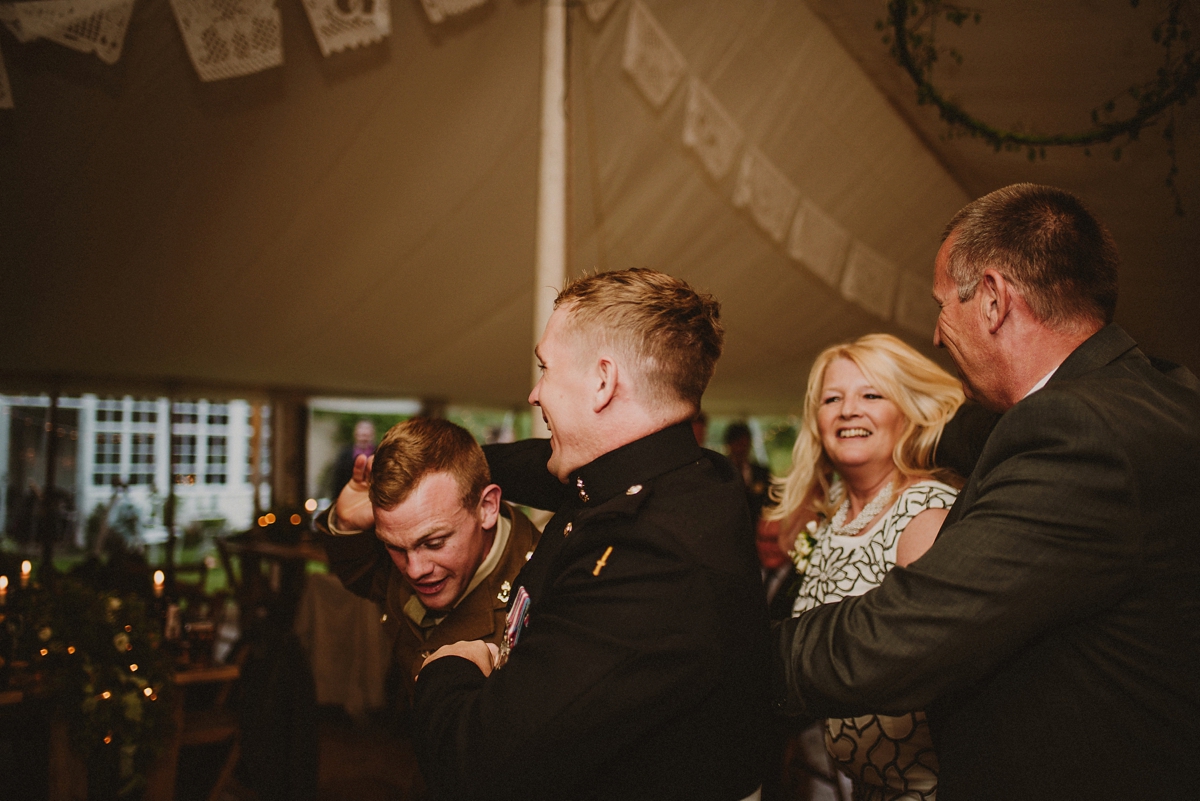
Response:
[[301, 0, 390, 57], [0, 40, 12, 109], [417, 0, 488, 25], [841, 241, 899, 320], [3, 0, 134, 64], [584, 0, 618, 25], [0, 4, 33, 42], [787, 198, 850, 289], [732, 146, 800, 243], [170, 0, 283, 82], [682, 78, 742, 181], [893, 270, 939, 334], [621, 0, 685, 110]]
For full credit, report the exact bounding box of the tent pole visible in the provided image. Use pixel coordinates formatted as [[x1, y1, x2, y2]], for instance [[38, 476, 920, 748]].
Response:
[[531, 0, 568, 438]]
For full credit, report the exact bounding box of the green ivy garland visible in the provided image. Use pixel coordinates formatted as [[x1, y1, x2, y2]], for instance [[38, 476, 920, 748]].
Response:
[[883, 0, 1200, 214]]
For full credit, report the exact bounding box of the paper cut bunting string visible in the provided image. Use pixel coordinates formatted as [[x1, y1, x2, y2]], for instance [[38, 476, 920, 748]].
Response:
[[683, 78, 743, 181], [733, 146, 800, 244], [622, 1, 685, 110], [418, 0, 488, 25], [893, 270, 939, 335], [301, 0, 389, 57], [169, 0, 283, 82], [0, 40, 11, 109], [0, 0, 134, 64], [584, 0, 618, 25], [788, 199, 850, 289], [841, 241, 899, 320]]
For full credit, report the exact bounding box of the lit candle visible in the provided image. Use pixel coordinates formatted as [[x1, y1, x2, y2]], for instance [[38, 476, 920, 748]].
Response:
[[20, 560, 31, 589], [153, 570, 165, 598], [0, 575, 8, 605]]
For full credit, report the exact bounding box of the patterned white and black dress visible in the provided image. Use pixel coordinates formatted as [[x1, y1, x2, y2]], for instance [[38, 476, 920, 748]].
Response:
[[793, 480, 957, 801]]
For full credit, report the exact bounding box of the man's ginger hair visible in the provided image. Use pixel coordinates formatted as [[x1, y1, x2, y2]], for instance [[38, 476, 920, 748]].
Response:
[[554, 268, 724, 409], [369, 418, 491, 511]]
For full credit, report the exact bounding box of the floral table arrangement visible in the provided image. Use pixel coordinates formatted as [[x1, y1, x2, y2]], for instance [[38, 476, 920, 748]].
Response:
[[3, 574, 175, 798]]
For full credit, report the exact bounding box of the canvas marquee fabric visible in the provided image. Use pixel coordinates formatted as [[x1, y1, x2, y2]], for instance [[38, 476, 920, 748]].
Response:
[[3, 0, 1192, 413]]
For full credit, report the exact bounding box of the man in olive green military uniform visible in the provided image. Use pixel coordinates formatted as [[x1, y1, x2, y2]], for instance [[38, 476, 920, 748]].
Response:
[[315, 417, 540, 707]]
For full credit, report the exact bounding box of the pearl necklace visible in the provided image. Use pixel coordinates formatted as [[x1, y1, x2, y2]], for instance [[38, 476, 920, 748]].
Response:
[[828, 480, 896, 537]]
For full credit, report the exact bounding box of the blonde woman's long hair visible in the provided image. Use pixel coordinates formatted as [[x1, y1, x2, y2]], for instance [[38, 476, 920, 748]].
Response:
[[766, 334, 965, 524]]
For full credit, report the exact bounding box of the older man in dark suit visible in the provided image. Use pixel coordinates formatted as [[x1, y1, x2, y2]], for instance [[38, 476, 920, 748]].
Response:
[[775, 184, 1200, 800]]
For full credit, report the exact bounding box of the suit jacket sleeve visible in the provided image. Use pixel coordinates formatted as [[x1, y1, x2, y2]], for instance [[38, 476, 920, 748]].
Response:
[[483, 439, 570, 511], [775, 388, 1142, 718], [934, 401, 1001, 480]]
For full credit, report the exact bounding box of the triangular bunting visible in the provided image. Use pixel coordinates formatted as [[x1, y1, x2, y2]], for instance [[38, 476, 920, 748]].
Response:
[[683, 78, 743, 181], [0, 4, 34, 43], [621, 0, 685, 110], [169, 0, 283, 82], [841, 241, 899, 320], [6, 0, 134, 64], [732, 146, 800, 244], [787, 199, 850, 289], [418, 0, 488, 25], [301, 0, 389, 58], [584, 0, 618, 25], [894, 270, 939, 335]]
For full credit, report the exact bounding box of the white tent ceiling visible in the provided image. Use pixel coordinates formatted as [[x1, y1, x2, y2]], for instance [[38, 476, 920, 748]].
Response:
[[2, 0, 1196, 415]]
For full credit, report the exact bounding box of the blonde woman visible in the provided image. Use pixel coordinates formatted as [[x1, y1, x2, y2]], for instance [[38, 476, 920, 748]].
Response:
[[768, 333, 964, 801]]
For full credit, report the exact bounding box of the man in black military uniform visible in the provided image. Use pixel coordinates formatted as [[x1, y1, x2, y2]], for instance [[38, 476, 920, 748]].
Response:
[[412, 269, 771, 801]]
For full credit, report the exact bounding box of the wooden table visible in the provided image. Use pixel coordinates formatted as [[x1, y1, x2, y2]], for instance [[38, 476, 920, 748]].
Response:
[[217, 534, 326, 628]]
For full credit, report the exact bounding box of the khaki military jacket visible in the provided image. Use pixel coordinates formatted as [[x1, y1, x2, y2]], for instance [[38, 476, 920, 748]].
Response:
[[316, 502, 540, 705]]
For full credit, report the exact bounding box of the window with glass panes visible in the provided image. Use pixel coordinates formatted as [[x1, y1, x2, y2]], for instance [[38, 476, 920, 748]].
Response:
[[172, 401, 199, 484], [128, 400, 157, 486], [93, 397, 123, 486]]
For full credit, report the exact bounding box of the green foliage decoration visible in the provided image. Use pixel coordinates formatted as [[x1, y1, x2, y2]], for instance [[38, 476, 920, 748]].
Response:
[[14, 578, 174, 797], [882, 0, 1199, 214]]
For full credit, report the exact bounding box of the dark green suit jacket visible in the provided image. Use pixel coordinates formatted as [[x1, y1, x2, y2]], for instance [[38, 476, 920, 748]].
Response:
[[775, 324, 1200, 800]]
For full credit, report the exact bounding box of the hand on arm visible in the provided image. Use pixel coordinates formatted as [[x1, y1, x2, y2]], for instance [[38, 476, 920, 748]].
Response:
[[420, 641, 499, 677]]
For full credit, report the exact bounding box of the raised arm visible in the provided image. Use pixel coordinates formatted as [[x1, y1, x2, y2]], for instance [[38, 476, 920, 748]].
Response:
[[482, 439, 570, 511]]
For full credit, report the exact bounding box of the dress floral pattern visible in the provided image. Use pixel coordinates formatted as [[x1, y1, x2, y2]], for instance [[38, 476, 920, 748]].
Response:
[[793, 480, 957, 801]]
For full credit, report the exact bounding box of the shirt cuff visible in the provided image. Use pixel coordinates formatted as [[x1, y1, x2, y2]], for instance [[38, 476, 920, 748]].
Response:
[[326, 505, 365, 537]]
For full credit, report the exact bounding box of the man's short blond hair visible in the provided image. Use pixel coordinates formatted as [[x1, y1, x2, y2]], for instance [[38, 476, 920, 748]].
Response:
[[554, 268, 724, 409], [369, 418, 490, 511]]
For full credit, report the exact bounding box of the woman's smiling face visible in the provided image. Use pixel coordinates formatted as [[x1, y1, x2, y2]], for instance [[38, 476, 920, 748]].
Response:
[[816, 357, 908, 473]]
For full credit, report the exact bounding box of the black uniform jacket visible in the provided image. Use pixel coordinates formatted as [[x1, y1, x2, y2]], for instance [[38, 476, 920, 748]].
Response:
[[774, 324, 1200, 800], [413, 422, 772, 800]]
